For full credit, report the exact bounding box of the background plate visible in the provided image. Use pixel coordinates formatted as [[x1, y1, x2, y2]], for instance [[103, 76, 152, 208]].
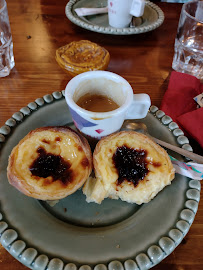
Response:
[[65, 0, 165, 35], [0, 92, 200, 270]]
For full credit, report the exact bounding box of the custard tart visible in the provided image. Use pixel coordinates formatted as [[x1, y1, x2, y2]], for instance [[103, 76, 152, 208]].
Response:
[[83, 131, 175, 205], [56, 40, 110, 77], [7, 126, 92, 200]]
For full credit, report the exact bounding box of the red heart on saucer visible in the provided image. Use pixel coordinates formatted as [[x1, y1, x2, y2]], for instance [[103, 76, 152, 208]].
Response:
[[95, 129, 104, 134]]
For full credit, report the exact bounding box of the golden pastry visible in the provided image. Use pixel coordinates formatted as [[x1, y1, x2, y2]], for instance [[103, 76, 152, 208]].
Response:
[[7, 126, 92, 200], [83, 131, 175, 204], [56, 40, 110, 77]]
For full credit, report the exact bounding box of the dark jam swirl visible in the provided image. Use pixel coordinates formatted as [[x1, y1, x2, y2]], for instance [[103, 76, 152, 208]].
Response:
[[112, 145, 149, 187], [29, 147, 72, 185]]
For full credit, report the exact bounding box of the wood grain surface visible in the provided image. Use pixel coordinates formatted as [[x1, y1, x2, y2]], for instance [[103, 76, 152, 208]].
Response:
[[0, 0, 202, 269]]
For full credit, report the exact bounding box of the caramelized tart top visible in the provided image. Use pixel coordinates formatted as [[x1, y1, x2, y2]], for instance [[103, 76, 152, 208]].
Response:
[[56, 40, 110, 76]]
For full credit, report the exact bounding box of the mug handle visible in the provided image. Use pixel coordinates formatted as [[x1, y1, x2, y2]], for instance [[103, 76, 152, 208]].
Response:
[[130, 0, 145, 18], [125, 94, 151, 119]]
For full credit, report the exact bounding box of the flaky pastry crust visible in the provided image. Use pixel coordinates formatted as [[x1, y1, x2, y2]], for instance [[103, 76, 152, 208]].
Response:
[[7, 126, 92, 200], [56, 40, 110, 77], [83, 131, 175, 204]]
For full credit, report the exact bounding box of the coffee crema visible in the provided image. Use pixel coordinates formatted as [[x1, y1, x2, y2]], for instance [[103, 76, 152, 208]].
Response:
[[76, 93, 119, 112]]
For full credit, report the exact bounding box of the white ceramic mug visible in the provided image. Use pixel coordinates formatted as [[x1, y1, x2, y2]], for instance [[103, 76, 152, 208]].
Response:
[[65, 71, 151, 139], [108, 0, 145, 28]]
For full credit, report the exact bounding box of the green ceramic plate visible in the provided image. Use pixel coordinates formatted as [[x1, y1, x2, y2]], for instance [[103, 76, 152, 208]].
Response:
[[65, 0, 165, 35], [0, 92, 200, 270]]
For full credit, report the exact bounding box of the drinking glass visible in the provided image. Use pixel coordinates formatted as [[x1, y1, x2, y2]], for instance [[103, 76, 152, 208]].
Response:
[[172, 0, 203, 79], [0, 0, 15, 77]]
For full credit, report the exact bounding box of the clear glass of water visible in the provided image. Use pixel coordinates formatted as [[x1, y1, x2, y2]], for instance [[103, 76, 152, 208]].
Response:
[[0, 0, 15, 77], [172, 0, 203, 80]]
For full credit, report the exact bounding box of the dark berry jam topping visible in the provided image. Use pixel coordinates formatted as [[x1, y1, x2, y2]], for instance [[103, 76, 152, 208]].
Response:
[[29, 147, 72, 185], [112, 145, 149, 187]]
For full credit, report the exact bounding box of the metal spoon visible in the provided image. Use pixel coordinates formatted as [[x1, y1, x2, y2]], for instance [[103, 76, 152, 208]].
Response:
[[121, 120, 203, 164]]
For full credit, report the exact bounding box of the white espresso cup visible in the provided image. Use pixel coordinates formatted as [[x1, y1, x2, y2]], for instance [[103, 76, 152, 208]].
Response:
[[65, 71, 151, 140], [108, 0, 145, 28]]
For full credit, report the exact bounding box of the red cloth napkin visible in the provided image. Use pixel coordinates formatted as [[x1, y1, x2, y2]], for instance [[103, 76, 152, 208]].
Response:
[[160, 71, 203, 149]]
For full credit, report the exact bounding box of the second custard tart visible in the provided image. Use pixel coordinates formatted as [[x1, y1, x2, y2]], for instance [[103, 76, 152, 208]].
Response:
[[83, 131, 175, 205]]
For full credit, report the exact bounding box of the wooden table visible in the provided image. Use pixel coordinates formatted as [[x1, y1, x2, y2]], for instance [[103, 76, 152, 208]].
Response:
[[0, 0, 202, 269]]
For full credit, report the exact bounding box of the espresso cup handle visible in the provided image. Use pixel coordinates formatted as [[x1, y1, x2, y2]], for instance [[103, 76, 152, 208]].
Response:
[[130, 0, 145, 18], [125, 94, 151, 119]]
